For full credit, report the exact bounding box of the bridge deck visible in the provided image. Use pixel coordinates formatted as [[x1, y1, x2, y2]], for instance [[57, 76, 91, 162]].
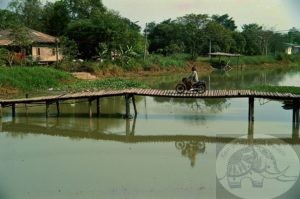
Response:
[[1, 89, 299, 105]]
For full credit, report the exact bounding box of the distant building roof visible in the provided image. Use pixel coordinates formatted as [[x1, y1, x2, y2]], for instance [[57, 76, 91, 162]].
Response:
[[284, 43, 300, 48], [209, 52, 241, 57], [0, 28, 58, 46]]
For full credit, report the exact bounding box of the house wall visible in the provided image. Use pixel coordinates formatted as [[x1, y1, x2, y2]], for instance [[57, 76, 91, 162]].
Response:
[[32, 46, 63, 62], [285, 46, 292, 55]]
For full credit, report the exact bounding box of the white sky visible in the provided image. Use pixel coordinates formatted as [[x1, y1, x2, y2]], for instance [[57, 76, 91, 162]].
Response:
[[0, 0, 298, 31], [102, 0, 299, 31]]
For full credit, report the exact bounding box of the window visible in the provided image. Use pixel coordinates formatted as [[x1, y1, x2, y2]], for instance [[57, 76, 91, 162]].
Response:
[[52, 48, 56, 56], [36, 48, 40, 56]]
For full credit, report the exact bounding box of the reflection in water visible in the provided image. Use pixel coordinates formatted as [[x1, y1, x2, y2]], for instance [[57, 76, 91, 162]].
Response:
[[175, 141, 205, 167], [1, 67, 300, 198]]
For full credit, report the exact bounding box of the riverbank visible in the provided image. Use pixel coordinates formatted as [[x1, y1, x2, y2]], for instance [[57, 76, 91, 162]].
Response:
[[0, 54, 300, 98]]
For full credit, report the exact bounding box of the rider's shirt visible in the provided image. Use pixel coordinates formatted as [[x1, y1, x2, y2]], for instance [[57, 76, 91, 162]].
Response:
[[189, 71, 198, 82]]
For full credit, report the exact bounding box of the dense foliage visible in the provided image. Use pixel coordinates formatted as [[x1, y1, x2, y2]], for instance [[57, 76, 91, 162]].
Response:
[[0, 0, 299, 64]]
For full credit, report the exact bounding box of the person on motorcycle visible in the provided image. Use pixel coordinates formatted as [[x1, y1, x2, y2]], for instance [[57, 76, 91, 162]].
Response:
[[188, 66, 199, 83]]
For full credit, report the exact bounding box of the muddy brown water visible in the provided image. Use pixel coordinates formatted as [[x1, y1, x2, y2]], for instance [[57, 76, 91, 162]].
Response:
[[1, 66, 300, 199]]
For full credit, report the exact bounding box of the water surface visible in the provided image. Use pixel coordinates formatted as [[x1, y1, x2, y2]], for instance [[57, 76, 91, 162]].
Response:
[[1, 66, 300, 199]]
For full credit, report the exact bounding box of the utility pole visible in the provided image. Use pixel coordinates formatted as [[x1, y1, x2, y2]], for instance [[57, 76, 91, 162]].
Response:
[[144, 23, 148, 61], [209, 39, 212, 59]]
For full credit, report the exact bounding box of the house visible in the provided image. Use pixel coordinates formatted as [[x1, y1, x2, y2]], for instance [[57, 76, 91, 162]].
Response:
[[0, 28, 63, 63], [285, 43, 300, 55]]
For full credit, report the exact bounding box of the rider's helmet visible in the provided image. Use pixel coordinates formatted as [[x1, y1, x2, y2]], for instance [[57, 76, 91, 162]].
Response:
[[192, 66, 196, 71]]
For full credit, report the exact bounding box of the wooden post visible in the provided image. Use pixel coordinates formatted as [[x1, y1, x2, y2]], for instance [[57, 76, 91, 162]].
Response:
[[0, 103, 2, 118], [12, 103, 16, 118], [293, 100, 300, 123], [248, 120, 254, 141], [125, 94, 131, 118], [46, 101, 50, 118], [89, 98, 93, 118], [248, 97, 254, 122], [96, 98, 100, 117], [56, 101, 60, 117], [126, 118, 130, 136], [132, 95, 137, 116], [25, 93, 28, 117]]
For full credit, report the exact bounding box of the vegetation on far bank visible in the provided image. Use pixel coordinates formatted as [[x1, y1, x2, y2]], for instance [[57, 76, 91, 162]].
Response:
[[249, 85, 300, 95], [0, 66, 71, 91], [0, 66, 149, 96], [60, 78, 149, 92], [0, 54, 300, 97]]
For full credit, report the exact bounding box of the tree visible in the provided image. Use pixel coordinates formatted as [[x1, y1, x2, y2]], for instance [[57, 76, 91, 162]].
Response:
[[8, 0, 43, 31], [66, 10, 143, 59], [147, 19, 185, 55], [212, 14, 237, 31], [287, 28, 300, 44], [59, 36, 78, 60], [0, 9, 21, 29], [242, 23, 263, 55], [64, 0, 106, 19], [41, 1, 71, 36], [230, 31, 246, 53], [204, 21, 233, 53], [176, 14, 210, 59]]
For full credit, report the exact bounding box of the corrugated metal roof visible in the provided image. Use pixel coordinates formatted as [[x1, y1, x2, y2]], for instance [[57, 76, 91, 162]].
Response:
[[0, 28, 57, 46]]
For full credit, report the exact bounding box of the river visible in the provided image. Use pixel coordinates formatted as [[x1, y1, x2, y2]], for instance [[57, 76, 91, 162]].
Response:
[[0, 66, 300, 199]]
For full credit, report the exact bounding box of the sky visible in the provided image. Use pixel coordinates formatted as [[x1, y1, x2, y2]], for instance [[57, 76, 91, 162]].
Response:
[[0, 0, 299, 31]]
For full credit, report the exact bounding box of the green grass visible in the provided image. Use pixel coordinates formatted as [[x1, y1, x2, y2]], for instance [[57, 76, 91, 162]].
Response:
[[238, 56, 277, 65], [197, 55, 277, 66], [249, 85, 300, 95], [142, 54, 189, 70], [61, 78, 149, 91], [0, 66, 71, 91]]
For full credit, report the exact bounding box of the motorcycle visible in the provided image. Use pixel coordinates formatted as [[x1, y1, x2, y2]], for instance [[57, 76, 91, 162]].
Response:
[[175, 77, 206, 94]]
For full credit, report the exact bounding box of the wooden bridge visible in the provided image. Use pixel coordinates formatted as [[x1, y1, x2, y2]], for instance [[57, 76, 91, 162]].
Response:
[[0, 88, 300, 122]]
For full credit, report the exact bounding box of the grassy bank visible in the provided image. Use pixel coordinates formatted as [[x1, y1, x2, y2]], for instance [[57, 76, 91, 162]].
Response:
[[0, 67, 149, 97], [63, 53, 295, 76], [0, 66, 71, 91], [60, 78, 149, 91]]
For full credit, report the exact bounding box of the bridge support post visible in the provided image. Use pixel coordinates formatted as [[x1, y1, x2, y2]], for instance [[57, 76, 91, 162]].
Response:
[[292, 100, 300, 139], [0, 103, 2, 118], [292, 100, 300, 123], [125, 94, 131, 119], [56, 101, 60, 117], [248, 97, 254, 122], [46, 101, 50, 118], [248, 120, 254, 141], [12, 103, 16, 118], [96, 98, 100, 117], [25, 94, 28, 117], [132, 95, 137, 115], [89, 98, 93, 118]]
